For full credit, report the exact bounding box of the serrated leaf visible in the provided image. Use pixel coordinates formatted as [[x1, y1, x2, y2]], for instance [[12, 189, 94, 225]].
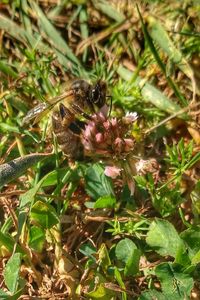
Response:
[[181, 226, 200, 258], [155, 263, 193, 300], [146, 219, 185, 258], [85, 164, 114, 200], [139, 289, 166, 300], [30, 200, 59, 229], [4, 253, 21, 293]]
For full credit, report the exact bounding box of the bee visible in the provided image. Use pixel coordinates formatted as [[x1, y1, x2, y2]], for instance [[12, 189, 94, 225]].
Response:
[[23, 79, 107, 160]]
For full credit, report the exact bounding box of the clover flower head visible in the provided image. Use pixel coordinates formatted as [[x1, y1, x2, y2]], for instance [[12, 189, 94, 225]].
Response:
[[81, 106, 138, 194], [82, 105, 136, 159]]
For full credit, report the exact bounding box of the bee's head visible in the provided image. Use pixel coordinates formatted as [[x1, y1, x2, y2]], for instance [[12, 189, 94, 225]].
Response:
[[89, 81, 107, 108]]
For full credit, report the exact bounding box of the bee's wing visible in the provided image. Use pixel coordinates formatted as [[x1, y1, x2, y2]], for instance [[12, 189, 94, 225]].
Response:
[[23, 90, 74, 125], [23, 103, 48, 124]]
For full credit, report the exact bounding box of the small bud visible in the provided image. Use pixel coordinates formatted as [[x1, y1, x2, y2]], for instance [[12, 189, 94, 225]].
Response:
[[103, 120, 111, 130], [95, 133, 104, 143], [84, 122, 96, 138], [124, 138, 134, 151], [114, 137, 124, 153], [111, 118, 117, 127]]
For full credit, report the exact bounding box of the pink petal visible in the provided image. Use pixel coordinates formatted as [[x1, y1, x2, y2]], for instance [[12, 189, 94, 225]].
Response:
[[104, 166, 121, 179], [123, 112, 138, 124]]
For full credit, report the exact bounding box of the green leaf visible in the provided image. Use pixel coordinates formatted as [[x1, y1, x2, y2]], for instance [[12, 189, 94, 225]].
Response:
[[98, 243, 111, 271], [114, 267, 127, 300], [87, 284, 112, 299], [0, 289, 9, 299], [85, 164, 114, 200], [39, 168, 69, 187], [181, 226, 200, 262], [146, 219, 186, 258], [0, 123, 20, 133], [20, 168, 59, 208], [19, 180, 43, 208], [139, 289, 166, 300], [124, 248, 140, 276], [0, 288, 23, 300], [115, 238, 137, 264], [79, 242, 96, 260], [28, 226, 45, 252], [0, 232, 24, 255], [94, 195, 116, 209], [30, 200, 59, 229], [191, 250, 200, 265], [115, 238, 140, 276], [155, 263, 193, 300], [4, 253, 21, 293], [86, 273, 114, 299]]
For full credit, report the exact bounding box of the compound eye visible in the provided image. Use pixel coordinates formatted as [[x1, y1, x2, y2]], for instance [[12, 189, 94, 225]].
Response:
[[92, 87, 100, 103]]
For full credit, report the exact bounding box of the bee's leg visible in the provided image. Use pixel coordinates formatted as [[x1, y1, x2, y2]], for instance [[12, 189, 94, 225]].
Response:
[[59, 103, 74, 121], [71, 103, 92, 120], [59, 103, 85, 134]]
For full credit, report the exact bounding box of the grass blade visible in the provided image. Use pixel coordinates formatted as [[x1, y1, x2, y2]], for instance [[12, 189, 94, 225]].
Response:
[[117, 65, 181, 114], [0, 61, 18, 78], [92, 0, 125, 22], [0, 13, 48, 52], [148, 16, 197, 99], [30, 1, 81, 67], [136, 5, 188, 106]]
